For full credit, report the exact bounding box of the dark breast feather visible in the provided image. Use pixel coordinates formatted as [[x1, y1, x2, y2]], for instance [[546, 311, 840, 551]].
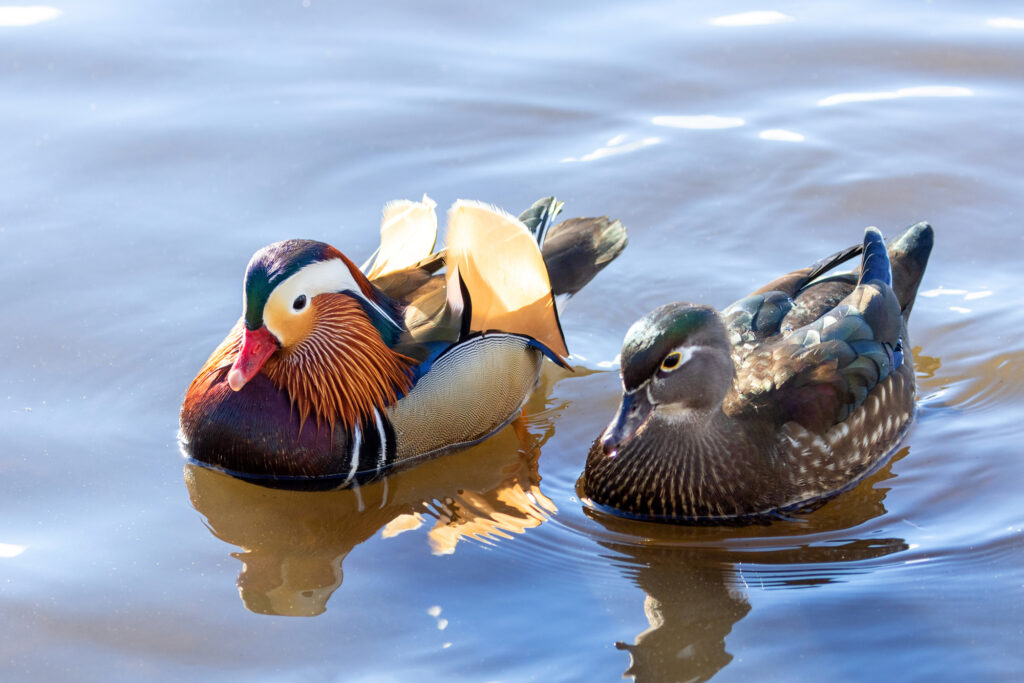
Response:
[[181, 371, 344, 479]]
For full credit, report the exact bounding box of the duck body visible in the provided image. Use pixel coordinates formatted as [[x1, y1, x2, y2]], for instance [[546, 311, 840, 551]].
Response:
[[181, 197, 627, 488], [581, 222, 933, 522]]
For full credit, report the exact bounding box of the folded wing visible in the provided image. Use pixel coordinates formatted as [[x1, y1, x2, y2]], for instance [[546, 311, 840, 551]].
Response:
[[729, 227, 906, 432]]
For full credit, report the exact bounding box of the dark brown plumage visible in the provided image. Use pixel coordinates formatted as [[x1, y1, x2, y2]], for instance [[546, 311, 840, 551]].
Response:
[[581, 222, 933, 522]]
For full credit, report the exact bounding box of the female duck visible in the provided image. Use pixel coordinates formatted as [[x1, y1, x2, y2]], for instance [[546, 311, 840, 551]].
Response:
[[181, 196, 627, 488], [581, 223, 933, 522]]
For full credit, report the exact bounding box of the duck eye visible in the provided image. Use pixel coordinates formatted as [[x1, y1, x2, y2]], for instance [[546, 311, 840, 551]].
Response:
[[661, 352, 682, 371], [292, 294, 307, 311]]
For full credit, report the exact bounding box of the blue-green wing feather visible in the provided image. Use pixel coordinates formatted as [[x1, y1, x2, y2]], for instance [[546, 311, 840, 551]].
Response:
[[730, 229, 905, 431], [723, 241, 863, 346], [518, 196, 564, 249]]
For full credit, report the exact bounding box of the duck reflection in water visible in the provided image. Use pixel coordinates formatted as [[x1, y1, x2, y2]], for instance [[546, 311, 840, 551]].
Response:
[[585, 442, 923, 683], [185, 369, 566, 616]]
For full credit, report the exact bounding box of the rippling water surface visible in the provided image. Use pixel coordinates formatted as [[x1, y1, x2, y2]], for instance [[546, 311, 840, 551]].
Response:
[[3, 1, 1024, 680]]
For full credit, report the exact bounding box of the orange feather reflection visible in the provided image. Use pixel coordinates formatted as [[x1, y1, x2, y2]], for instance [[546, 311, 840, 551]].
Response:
[[184, 383, 563, 616]]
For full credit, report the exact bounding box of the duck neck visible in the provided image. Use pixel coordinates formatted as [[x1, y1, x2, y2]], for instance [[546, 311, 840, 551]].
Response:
[[586, 406, 777, 521], [262, 293, 416, 434], [673, 407, 784, 518]]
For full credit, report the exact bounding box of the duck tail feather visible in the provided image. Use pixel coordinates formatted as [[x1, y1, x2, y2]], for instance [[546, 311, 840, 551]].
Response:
[[804, 241, 864, 286], [518, 196, 565, 249], [541, 216, 628, 299], [859, 227, 892, 288], [887, 221, 934, 320]]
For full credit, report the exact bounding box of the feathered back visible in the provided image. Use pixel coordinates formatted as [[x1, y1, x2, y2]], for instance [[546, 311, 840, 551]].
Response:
[[728, 227, 907, 432], [362, 195, 439, 280]]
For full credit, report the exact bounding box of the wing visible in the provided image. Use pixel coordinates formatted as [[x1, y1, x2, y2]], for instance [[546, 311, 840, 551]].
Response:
[[388, 199, 576, 370], [722, 241, 863, 348], [517, 195, 564, 248], [362, 195, 439, 280], [541, 216, 628, 301], [727, 228, 906, 432], [374, 196, 629, 372], [445, 200, 569, 361], [723, 221, 934, 349]]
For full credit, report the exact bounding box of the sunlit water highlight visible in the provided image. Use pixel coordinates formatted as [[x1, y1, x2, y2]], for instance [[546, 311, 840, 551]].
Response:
[[0, 5, 61, 26]]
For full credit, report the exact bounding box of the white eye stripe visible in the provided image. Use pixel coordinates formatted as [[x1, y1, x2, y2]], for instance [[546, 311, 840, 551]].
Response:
[[262, 259, 400, 334], [662, 345, 703, 371], [623, 345, 706, 396]]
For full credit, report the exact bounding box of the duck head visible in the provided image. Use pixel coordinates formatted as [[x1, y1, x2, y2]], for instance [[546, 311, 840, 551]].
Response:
[[226, 239, 414, 429], [600, 303, 734, 456]]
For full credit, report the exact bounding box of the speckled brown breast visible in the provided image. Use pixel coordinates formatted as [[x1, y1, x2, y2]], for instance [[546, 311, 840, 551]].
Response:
[[581, 353, 917, 522]]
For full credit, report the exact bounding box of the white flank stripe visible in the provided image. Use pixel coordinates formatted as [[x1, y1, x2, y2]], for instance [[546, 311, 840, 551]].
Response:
[[373, 408, 387, 471], [343, 424, 362, 485]]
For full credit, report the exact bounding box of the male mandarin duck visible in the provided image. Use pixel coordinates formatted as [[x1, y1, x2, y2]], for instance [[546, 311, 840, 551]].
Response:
[[580, 222, 933, 522], [180, 196, 627, 488]]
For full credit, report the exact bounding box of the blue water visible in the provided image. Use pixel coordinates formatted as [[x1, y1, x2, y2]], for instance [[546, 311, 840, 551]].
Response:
[[3, 1, 1024, 680]]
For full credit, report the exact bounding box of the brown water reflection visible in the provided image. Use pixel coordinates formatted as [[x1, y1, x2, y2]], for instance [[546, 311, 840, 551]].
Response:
[[585, 443, 912, 683], [185, 374, 566, 616], [580, 351, 942, 681]]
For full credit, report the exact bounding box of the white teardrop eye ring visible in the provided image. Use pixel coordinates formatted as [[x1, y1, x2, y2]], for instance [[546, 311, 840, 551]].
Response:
[[292, 294, 307, 311], [661, 352, 682, 372]]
